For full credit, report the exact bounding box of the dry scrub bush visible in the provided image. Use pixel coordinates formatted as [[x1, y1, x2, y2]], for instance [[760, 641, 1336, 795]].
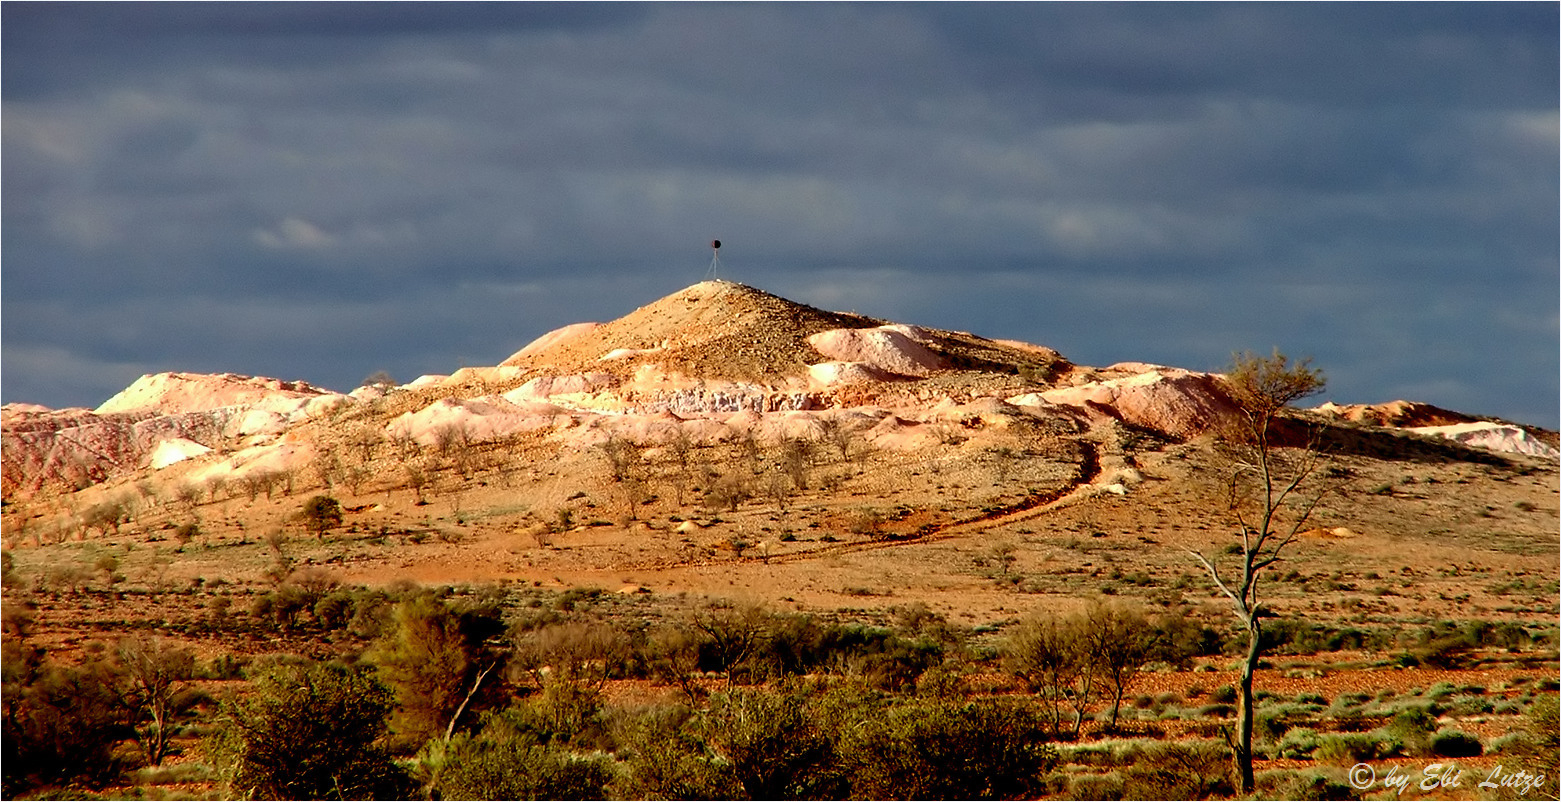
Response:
[[703, 472, 752, 513], [3, 641, 133, 795], [705, 687, 848, 800], [843, 696, 1059, 800], [1003, 601, 1159, 738], [209, 661, 409, 800], [423, 709, 617, 801], [613, 704, 741, 800], [1116, 739, 1234, 800], [510, 621, 630, 738]]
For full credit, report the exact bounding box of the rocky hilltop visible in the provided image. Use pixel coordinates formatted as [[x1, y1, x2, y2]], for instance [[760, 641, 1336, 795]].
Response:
[[3, 280, 1555, 499]]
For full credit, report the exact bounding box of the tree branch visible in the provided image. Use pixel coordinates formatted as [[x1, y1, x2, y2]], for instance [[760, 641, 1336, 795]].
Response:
[[1187, 549, 1248, 621], [442, 662, 495, 746]]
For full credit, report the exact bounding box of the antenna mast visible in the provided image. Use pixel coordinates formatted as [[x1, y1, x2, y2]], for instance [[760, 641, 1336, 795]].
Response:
[[705, 239, 722, 280]]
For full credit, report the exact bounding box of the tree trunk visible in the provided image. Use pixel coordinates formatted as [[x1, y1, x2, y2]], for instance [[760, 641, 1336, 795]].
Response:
[[1234, 618, 1260, 794]]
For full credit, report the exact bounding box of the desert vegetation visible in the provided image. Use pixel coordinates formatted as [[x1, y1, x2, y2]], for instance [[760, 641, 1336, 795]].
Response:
[[2, 577, 1557, 800], [3, 283, 1557, 799]]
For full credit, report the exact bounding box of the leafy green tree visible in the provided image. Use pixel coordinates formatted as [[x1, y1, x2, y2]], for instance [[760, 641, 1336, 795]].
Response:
[[210, 661, 409, 800], [368, 594, 506, 750], [301, 494, 343, 539], [1189, 348, 1328, 794], [2, 645, 132, 796]]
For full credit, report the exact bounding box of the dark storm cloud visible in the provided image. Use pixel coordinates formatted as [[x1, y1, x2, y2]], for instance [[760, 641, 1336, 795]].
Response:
[[3, 2, 1555, 427]]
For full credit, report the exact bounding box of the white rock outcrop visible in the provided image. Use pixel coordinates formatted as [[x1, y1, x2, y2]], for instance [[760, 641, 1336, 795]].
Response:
[[808, 361, 894, 388], [808, 326, 946, 377], [504, 373, 619, 404], [2, 405, 234, 494], [1410, 421, 1559, 459], [148, 438, 214, 469], [1041, 369, 1240, 440], [387, 396, 564, 448], [96, 372, 339, 416]]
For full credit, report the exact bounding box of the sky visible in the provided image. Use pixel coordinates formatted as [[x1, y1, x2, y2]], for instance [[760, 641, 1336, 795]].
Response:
[[4, 2, 1557, 427]]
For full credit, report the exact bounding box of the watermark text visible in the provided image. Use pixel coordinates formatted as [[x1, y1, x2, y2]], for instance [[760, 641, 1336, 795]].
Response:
[[1350, 763, 1549, 797]]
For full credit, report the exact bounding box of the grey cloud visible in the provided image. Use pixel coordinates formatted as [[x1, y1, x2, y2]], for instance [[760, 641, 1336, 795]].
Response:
[[3, 3, 1555, 427], [930, 3, 1556, 112]]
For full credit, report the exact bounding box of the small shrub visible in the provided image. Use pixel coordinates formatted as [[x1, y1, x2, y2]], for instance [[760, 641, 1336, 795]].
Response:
[[1263, 769, 1357, 801], [1385, 706, 1437, 755], [1255, 710, 1293, 742], [430, 712, 617, 800], [1327, 691, 1372, 718], [1119, 740, 1232, 800], [1278, 728, 1321, 760], [1447, 693, 1495, 716], [1064, 772, 1126, 800], [845, 508, 887, 539], [313, 589, 357, 631], [703, 688, 847, 800], [1488, 731, 1533, 755], [612, 704, 739, 800], [301, 495, 344, 538], [1315, 732, 1401, 765], [174, 522, 200, 547], [844, 697, 1058, 800], [1429, 729, 1483, 758]]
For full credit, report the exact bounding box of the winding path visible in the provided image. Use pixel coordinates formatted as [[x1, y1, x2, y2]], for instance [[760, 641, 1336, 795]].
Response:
[[618, 439, 1106, 572]]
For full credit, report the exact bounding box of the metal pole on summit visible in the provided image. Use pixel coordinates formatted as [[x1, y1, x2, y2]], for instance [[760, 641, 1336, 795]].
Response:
[[706, 239, 722, 280]]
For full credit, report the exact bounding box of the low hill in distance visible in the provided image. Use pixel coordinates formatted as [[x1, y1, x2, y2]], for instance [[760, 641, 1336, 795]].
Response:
[[3, 279, 1556, 799], [4, 279, 1555, 607]]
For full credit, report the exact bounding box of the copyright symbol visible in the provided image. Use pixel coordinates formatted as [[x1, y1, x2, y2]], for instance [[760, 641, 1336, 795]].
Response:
[[1349, 763, 1376, 790]]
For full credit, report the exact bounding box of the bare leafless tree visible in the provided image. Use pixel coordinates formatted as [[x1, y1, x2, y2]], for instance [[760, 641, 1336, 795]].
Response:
[[599, 435, 643, 483], [1187, 349, 1329, 794], [310, 447, 342, 491], [740, 430, 762, 475], [405, 462, 430, 505], [819, 417, 859, 463], [779, 437, 814, 491], [173, 482, 204, 513], [340, 465, 370, 497], [391, 429, 421, 460], [764, 473, 792, 513], [346, 424, 381, 464], [114, 636, 196, 765]]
